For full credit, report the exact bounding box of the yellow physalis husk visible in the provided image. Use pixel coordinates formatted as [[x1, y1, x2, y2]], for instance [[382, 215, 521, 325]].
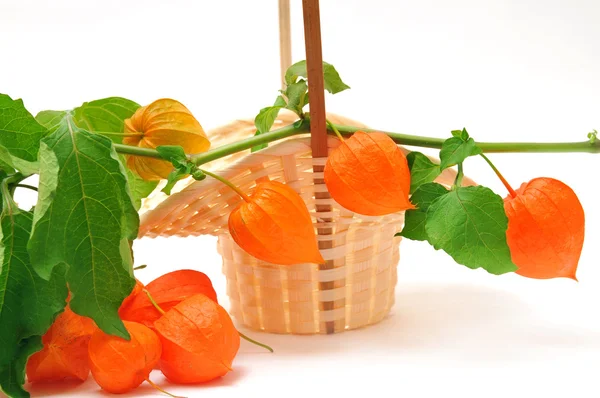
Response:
[[123, 98, 210, 180]]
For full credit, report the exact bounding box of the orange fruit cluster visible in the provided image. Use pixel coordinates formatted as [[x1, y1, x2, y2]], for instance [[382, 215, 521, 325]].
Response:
[[26, 270, 240, 395]]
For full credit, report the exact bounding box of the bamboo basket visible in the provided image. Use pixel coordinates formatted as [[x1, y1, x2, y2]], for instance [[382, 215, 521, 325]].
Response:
[[137, 0, 470, 334], [137, 111, 468, 334]]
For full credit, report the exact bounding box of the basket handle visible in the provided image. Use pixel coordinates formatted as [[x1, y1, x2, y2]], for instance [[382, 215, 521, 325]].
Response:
[[278, 0, 292, 91], [302, 0, 328, 158]]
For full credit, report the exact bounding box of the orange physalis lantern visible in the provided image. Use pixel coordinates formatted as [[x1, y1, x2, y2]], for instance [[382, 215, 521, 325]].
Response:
[[324, 131, 414, 216], [88, 321, 161, 394], [26, 306, 96, 383], [154, 294, 240, 384], [504, 177, 585, 280], [228, 180, 324, 265]]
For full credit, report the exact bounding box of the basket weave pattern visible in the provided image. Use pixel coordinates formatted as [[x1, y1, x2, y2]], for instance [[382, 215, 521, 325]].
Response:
[[138, 112, 406, 334], [138, 112, 471, 334]]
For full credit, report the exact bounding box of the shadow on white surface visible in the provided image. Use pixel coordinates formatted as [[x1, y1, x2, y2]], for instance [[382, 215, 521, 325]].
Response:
[[19, 283, 600, 397], [237, 283, 600, 362], [24, 366, 249, 398], [25, 379, 84, 397]]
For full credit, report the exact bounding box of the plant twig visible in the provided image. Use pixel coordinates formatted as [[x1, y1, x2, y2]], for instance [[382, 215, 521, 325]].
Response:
[[113, 120, 600, 166], [480, 153, 517, 198], [239, 332, 274, 353], [200, 169, 251, 202], [143, 289, 166, 315], [14, 184, 38, 192]]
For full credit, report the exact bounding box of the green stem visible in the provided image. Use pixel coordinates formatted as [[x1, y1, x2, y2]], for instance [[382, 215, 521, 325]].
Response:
[[480, 153, 518, 198], [143, 289, 166, 315], [145, 377, 185, 398], [331, 124, 600, 153], [113, 120, 600, 165], [190, 119, 310, 165], [239, 332, 274, 353], [113, 143, 162, 158], [2, 173, 25, 210], [326, 119, 344, 141], [96, 131, 143, 138], [14, 184, 38, 192], [133, 264, 147, 271], [453, 163, 464, 189], [200, 169, 251, 202]]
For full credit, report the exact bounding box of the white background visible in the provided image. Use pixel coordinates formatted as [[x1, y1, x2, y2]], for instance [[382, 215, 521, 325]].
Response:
[[1, 0, 600, 397]]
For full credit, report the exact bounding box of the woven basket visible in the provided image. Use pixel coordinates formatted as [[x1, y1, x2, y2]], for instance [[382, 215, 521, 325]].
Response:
[[138, 111, 468, 334]]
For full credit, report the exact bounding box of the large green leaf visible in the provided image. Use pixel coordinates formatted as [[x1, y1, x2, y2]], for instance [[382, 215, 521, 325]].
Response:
[[28, 116, 137, 339], [399, 182, 448, 241], [0, 94, 48, 175], [126, 169, 158, 210], [0, 183, 68, 398], [36, 98, 157, 210], [0, 337, 43, 398], [425, 186, 517, 275], [407, 152, 441, 194], [36, 97, 140, 143]]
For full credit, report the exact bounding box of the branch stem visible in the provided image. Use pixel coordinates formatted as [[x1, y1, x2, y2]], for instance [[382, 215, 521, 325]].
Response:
[[200, 169, 251, 202], [14, 184, 38, 192], [143, 289, 166, 315], [145, 378, 185, 398], [453, 163, 464, 189], [480, 153, 518, 198], [113, 120, 600, 166], [239, 332, 274, 353], [326, 119, 344, 141]]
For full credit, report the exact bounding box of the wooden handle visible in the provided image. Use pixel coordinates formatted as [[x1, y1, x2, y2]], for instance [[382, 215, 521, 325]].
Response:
[[302, 0, 328, 158], [278, 0, 292, 91]]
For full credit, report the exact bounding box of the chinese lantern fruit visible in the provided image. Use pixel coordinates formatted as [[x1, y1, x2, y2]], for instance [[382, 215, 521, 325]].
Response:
[[154, 294, 240, 384], [120, 270, 217, 329], [26, 306, 96, 383], [88, 321, 161, 394], [123, 98, 210, 180], [504, 177, 585, 280], [324, 131, 414, 216], [118, 279, 144, 318], [228, 180, 324, 265]]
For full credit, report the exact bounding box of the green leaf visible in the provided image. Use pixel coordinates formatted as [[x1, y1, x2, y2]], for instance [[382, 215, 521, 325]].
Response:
[[399, 183, 448, 241], [450, 128, 469, 140], [37, 98, 156, 210], [0, 337, 43, 398], [425, 186, 517, 275], [252, 96, 287, 152], [162, 169, 188, 195], [35, 110, 68, 134], [407, 152, 441, 194], [439, 129, 482, 170], [124, 168, 158, 210], [156, 145, 195, 195], [37, 97, 140, 143], [156, 145, 188, 165], [284, 80, 309, 116], [0, 94, 48, 175], [0, 158, 14, 175], [284, 60, 351, 94], [28, 116, 137, 339], [0, 182, 68, 398]]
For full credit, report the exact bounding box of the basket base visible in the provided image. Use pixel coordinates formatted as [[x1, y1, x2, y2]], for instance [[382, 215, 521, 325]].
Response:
[[219, 232, 401, 335]]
